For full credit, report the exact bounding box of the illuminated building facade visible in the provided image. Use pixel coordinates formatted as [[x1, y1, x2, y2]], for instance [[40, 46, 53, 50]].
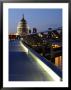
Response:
[[17, 15, 28, 36]]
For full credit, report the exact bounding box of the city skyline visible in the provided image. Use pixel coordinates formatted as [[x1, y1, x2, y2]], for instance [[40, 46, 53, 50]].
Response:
[[9, 9, 62, 33]]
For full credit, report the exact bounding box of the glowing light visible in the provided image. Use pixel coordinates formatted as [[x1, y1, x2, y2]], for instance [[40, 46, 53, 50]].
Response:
[[38, 33, 43, 37], [52, 44, 61, 48], [15, 32, 19, 35], [20, 41, 61, 81], [20, 41, 28, 54], [29, 51, 61, 81], [56, 36, 59, 38]]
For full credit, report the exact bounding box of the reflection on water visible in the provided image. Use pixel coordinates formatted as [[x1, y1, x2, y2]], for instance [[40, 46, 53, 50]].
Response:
[[55, 56, 62, 70]]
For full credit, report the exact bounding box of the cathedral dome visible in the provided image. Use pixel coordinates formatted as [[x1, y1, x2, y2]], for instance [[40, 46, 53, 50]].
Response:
[[17, 15, 28, 36]]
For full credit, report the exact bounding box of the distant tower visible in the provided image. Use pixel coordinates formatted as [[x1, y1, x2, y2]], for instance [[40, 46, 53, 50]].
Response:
[[17, 14, 28, 36], [29, 29, 31, 34], [33, 28, 37, 33]]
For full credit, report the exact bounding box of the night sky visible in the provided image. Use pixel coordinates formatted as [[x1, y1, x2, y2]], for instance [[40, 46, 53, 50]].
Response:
[[9, 9, 62, 33]]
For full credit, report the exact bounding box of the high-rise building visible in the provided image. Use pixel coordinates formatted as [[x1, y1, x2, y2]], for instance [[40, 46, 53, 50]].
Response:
[[17, 15, 28, 36], [33, 28, 37, 33]]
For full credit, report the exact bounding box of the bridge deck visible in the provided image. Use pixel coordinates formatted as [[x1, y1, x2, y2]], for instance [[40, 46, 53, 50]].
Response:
[[9, 40, 53, 81]]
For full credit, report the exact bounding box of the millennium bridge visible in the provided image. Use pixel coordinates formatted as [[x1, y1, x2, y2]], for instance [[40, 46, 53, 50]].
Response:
[[9, 30, 62, 81]]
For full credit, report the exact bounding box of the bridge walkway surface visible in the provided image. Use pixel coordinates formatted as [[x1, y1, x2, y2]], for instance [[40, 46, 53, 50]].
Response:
[[9, 40, 57, 81]]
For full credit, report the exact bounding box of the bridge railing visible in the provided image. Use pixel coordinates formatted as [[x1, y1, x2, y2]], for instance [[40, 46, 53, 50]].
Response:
[[20, 40, 62, 81]]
